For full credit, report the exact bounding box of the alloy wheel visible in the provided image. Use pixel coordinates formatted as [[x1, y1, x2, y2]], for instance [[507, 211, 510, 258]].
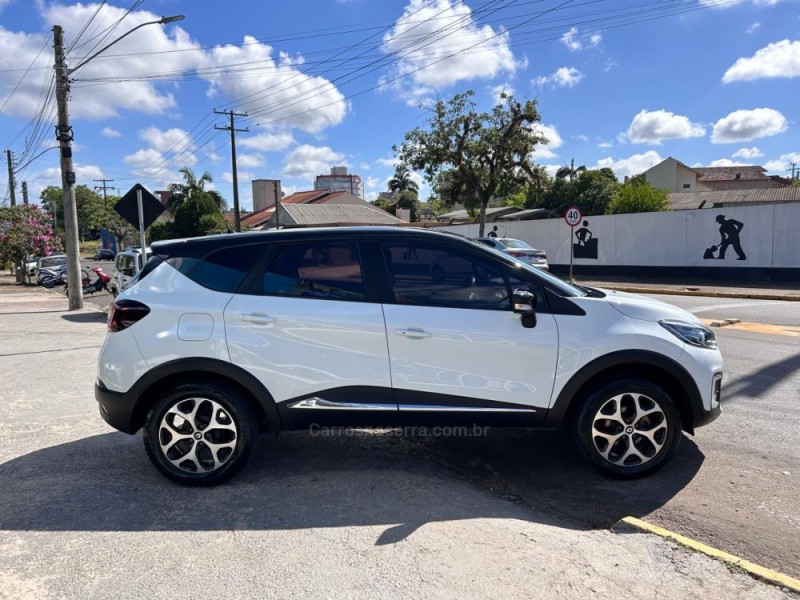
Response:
[[590, 392, 668, 467]]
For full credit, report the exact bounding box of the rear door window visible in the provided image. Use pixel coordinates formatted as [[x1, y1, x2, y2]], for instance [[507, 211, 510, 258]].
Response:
[[256, 241, 365, 301], [181, 244, 266, 293]]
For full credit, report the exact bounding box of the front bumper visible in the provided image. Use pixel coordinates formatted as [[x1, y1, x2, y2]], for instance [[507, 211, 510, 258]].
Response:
[[95, 379, 139, 434]]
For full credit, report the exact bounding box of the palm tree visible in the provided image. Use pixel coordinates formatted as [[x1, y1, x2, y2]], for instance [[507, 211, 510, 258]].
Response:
[[555, 158, 586, 182], [167, 167, 216, 212], [387, 163, 419, 196]]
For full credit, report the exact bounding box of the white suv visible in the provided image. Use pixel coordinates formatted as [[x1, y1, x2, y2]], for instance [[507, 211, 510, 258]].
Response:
[[96, 227, 722, 485]]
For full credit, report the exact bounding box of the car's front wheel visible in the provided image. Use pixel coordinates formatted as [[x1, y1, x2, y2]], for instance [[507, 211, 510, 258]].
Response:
[[573, 379, 682, 478], [143, 382, 258, 486]]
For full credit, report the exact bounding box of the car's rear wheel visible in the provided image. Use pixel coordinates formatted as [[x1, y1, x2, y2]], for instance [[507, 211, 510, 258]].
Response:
[[572, 379, 682, 478], [143, 382, 258, 486]]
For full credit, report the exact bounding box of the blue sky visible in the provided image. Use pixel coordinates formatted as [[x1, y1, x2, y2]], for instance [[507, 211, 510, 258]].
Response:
[[1, 0, 799, 210]]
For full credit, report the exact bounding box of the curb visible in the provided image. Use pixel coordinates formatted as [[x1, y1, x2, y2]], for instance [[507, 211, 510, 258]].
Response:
[[612, 516, 800, 594], [598, 285, 800, 302]]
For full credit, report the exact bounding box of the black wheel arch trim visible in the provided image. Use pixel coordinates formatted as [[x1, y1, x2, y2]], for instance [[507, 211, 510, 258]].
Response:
[[545, 349, 705, 433], [100, 357, 282, 435]]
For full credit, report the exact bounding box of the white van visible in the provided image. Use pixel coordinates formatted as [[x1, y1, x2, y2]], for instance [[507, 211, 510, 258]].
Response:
[[108, 248, 150, 297]]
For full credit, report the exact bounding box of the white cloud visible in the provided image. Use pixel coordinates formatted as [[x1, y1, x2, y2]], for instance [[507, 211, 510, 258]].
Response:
[[238, 132, 295, 152], [698, 0, 742, 8], [237, 153, 266, 168], [625, 109, 705, 144], [732, 146, 763, 159], [747, 21, 761, 33], [102, 127, 122, 138], [123, 148, 177, 182], [42, 163, 105, 185], [532, 67, 584, 89], [530, 124, 563, 160], [593, 151, 663, 179], [598, 141, 613, 149], [375, 157, 398, 168], [560, 27, 602, 52], [359, 162, 371, 171], [221, 171, 256, 184], [380, 0, 518, 106], [722, 40, 800, 82], [711, 108, 787, 143], [139, 127, 191, 153], [201, 37, 347, 133], [763, 152, 800, 174], [283, 144, 345, 181], [706, 158, 748, 167], [366, 176, 382, 190]]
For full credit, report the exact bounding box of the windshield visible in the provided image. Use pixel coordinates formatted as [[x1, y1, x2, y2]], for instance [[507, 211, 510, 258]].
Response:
[[498, 239, 532, 249], [40, 256, 66, 268]]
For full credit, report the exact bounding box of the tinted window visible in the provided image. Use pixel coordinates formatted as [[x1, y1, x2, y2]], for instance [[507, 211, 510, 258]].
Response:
[[183, 244, 265, 293], [258, 241, 365, 301], [380, 243, 510, 310]]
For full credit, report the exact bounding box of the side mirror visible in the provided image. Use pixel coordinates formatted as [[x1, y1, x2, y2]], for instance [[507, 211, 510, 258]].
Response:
[[512, 289, 536, 328], [122, 267, 134, 277]]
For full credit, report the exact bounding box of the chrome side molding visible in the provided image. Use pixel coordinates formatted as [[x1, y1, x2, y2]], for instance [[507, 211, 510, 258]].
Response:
[[397, 405, 537, 413], [287, 398, 397, 411]]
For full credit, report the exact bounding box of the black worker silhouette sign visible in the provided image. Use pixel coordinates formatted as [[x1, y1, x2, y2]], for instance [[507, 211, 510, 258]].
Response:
[[573, 220, 598, 259], [703, 215, 747, 261]]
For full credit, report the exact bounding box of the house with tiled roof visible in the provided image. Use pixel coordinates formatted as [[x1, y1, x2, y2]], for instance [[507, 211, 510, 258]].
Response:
[[644, 157, 776, 193], [239, 189, 371, 229]]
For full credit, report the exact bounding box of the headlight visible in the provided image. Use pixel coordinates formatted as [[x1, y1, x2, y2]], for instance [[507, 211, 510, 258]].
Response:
[[660, 319, 717, 349]]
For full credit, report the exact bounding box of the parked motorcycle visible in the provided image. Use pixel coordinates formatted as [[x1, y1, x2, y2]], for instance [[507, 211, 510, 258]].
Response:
[[39, 265, 70, 289], [62, 266, 109, 295]]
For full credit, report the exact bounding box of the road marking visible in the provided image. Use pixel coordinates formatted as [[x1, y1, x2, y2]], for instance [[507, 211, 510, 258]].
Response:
[[687, 301, 792, 314], [612, 516, 800, 593], [699, 319, 800, 337]]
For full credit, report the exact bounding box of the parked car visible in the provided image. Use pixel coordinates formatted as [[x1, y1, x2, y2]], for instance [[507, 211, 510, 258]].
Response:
[[476, 237, 549, 270], [108, 247, 150, 297], [35, 254, 67, 285], [95, 248, 116, 261], [96, 227, 722, 486], [25, 255, 40, 277]]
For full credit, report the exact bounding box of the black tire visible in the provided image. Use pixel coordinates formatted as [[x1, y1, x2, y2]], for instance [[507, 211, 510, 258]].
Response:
[[572, 379, 682, 478], [143, 382, 259, 486]]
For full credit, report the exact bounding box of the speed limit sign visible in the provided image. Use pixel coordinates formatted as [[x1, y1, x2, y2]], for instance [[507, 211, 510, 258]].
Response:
[[564, 205, 582, 227]]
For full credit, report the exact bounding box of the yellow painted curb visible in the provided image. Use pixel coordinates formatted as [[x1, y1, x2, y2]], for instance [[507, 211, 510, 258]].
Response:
[[613, 516, 800, 594]]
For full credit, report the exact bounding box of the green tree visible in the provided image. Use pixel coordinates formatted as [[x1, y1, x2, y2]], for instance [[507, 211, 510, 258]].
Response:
[[387, 163, 419, 195], [541, 168, 620, 216], [167, 167, 226, 212], [607, 177, 670, 214], [39, 185, 106, 239], [0, 205, 62, 281], [555, 158, 586, 182], [394, 190, 421, 222], [396, 90, 547, 236], [173, 193, 226, 238]]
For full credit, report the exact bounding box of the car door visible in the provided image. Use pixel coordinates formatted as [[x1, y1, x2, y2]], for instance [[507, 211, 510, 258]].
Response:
[[224, 239, 395, 428], [375, 239, 559, 422]]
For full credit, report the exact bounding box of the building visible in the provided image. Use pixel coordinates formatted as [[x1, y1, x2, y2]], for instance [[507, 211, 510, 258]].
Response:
[[251, 179, 282, 212], [668, 187, 800, 210], [262, 203, 404, 228], [644, 157, 774, 193], [240, 189, 375, 229], [314, 166, 364, 199]]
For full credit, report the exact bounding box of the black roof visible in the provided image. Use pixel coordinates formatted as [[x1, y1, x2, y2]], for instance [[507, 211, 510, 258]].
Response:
[[151, 226, 466, 258]]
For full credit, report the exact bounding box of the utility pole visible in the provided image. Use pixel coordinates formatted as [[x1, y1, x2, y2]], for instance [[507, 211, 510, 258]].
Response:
[[21, 181, 28, 204], [6, 150, 16, 206], [53, 24, 83, 310], [94, 178, 114, 206], [214, 109, 248, 231], [788, 163, 798, 181]]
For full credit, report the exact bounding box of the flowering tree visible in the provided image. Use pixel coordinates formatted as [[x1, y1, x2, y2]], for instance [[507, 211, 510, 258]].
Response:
[[0, 205, 62, 282]]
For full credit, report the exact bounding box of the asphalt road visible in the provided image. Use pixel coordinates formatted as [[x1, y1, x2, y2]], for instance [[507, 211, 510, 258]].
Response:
[[413, 293, 800, 579]]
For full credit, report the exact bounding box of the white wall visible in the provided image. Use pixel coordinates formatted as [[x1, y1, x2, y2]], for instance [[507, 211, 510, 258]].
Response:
[[441, 204, 800, 270]]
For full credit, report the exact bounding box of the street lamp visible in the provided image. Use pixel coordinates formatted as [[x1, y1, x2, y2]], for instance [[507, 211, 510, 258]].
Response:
[[53, 15, 184, 310]]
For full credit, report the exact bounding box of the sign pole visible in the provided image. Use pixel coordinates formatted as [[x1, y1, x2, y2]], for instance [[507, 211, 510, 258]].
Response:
[[563, 205, 582, 284], [136, 188, 146, 256], [569, 224, 575, 283]]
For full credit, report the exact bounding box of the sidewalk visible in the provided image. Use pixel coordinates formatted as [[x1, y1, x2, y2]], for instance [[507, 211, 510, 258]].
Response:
[[1, 272, 798, 598]]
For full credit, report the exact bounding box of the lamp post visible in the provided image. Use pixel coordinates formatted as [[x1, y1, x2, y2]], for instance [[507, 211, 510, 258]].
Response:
[[53, 15, 184, 310]]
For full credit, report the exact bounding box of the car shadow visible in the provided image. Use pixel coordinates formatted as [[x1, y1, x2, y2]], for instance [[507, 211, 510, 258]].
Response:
[[0, 428, 702, 542], [722, 352, 800, 400], [61, 312, 107, 323]]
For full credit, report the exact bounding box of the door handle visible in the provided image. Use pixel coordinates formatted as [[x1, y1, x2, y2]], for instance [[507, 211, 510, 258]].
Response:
[[394, 328, 432, 339], [239, 313, 276, 326]]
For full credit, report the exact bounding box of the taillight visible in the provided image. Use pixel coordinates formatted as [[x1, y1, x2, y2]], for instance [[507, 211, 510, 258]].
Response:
[[107, 299, 150, 332], [509, 251, 526, 258]]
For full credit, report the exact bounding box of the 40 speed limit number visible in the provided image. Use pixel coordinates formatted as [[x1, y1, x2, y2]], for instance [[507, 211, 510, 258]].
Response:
[[564, 205, 582, 227]]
